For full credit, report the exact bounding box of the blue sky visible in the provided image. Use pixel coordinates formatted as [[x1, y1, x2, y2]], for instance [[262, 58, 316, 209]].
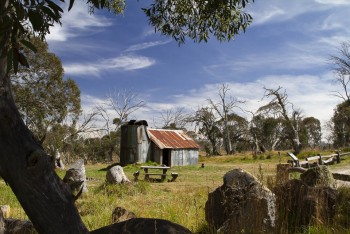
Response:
[[46, 0, 350, 134]]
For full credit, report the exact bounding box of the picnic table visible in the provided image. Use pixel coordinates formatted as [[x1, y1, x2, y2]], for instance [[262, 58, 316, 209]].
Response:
[[141, 166, 170, 181], [133, 166, 179, 182]]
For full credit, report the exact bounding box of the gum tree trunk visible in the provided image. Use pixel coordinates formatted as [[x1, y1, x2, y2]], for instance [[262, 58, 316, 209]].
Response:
[[0, 47, 88, 233]]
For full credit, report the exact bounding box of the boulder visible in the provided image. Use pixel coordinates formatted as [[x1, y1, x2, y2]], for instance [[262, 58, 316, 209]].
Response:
[[0, 209, 4, 234], [112, 207, 137, 223], [0, 205, 10, 219], [275, 179, 337, 233], [63, 159, 88, 199], [106, 166, 131, 184], [300, 165, 336, 187], [5, 219, 35, 234], [91, 218, 191, 234], [205, 168, 276, 233]]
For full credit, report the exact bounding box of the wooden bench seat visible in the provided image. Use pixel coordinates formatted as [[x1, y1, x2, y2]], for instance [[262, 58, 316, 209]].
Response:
[[144, 173, 167, 181]]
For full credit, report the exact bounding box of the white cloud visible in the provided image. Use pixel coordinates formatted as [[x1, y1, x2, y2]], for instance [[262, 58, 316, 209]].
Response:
[[315, 0, 350, 5], [249, 1, 340, 26], [125, 40, 171, 52], [46, 1, 112, 42], [64, 55, 156, 76]]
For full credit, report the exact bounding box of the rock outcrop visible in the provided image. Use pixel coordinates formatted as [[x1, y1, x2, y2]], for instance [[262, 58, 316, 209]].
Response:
[[205, 168, 276, 233]]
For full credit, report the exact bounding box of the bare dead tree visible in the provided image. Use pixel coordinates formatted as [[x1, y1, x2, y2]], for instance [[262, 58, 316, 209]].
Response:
[[107, 88, 146, 129], [263, 86, 303, 154], [331, 42, 350, 101], [96, 89, 147, 161], [208, 83, 245, 155], [157, 107, 189, 129]]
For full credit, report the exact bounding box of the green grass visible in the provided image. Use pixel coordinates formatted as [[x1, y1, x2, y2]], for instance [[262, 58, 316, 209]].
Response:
[[1, 151, 350, 233]]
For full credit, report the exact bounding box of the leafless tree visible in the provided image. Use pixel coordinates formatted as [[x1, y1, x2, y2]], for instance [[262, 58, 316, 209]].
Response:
[[331, 42, 350, 101], [96, 89, 147, 161], [263, 86, 302, 154], [208, 83, 245, 155], [156, 107, 189, 129]]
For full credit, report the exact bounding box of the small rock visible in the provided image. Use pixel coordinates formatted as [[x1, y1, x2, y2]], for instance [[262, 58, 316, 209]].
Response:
[[106, 166, 130, 184], [112, 207, 137, 223], [63, 159, 88, 199], [0, 205, 10, 218]]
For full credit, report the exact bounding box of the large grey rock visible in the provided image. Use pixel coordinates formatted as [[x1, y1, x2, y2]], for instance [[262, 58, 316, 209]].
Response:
[[106, 166, 131, 184], [205, 168, 276, 233], [275, 179, 337, 233], [63, 159, 88, 199]]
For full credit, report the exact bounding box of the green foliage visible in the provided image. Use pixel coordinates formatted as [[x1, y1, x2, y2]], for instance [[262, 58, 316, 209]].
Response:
[[10, 37, 81, 146], [143, 0, 254, 44], [299, 117, 322, 148], [190, 107, 222, 155], [332, 100, 350, 147]]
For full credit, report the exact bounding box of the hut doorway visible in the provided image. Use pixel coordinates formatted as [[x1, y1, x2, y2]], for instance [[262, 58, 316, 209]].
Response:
[[163, 149, 170, 166]]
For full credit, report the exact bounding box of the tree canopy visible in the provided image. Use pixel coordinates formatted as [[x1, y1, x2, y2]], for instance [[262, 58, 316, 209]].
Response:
[[11, 37, 81, 143]]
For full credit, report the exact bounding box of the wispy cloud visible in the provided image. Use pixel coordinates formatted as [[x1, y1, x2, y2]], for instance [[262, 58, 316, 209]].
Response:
[[64, 55, 156, 76], [125, 40, 171, 52], [46, 1, 112, 42], [250, 1, 332, 26]]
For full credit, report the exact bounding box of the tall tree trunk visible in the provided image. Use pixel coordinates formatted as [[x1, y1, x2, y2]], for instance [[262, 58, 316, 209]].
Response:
[[0, 49, 88, 233], [223, 120, 233, 155]]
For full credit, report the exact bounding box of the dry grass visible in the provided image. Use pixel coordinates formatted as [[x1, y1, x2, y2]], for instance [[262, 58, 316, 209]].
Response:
[[1, 151, 349, 233]]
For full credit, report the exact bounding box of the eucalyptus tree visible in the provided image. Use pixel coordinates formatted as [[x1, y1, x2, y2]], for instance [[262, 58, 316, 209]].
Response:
[[299, 117, 322, 149], [11, 37, 81, 144], [191, 107, 222, 155], [331, 100, 350, 147], [250, 113, 285, 152], [219, 112, 249, 153], [0, 0, 254, 232]]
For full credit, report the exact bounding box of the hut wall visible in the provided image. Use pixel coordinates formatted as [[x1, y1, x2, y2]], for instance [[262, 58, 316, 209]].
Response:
[[120, 125, 150, 166], [149, 142, 162, 165], [170, 149, 198, 166]]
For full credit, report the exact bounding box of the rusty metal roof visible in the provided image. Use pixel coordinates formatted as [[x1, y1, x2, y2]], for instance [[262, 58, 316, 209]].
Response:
[[147, 129, 199, 149]]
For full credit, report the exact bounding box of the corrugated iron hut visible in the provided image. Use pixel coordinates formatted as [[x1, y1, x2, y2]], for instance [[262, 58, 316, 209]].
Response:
[[119, 120, 199, 167]]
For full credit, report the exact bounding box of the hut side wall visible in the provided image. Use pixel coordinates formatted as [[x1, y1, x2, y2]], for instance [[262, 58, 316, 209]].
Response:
[[170, 149, 199, 166]]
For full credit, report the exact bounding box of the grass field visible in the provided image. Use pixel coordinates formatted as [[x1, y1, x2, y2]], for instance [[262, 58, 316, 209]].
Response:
[[0, 150, 349, 233]]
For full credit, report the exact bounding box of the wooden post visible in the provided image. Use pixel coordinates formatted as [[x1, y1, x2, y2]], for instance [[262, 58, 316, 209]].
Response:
[[276, 164, 291, 185], [336, 151, 341, 164], [317, 154, 323, 165]]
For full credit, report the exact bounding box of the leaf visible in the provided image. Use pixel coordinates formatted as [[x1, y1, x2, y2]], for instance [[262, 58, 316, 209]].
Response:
[[68, 0, 75, 11], [18, 52, 30, 68], [42, 6, 57, 20], [28, 10, 43, 31], [46, 0, 63, 13], [20, 39, 38, 53]]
